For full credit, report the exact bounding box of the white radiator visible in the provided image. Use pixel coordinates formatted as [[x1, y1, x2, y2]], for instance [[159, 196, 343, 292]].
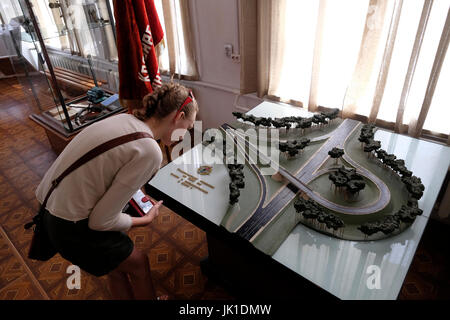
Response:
[[47, 49, 119, 92]]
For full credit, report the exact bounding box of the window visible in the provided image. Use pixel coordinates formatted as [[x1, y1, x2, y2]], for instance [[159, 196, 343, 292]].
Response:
[[153, 0, 198, 79], [13, 0, 196, 77], [255, 0, 450, 142]]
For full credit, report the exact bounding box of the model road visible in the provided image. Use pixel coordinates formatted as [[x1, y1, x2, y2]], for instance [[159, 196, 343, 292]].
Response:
[[223, 119, 391, 241]]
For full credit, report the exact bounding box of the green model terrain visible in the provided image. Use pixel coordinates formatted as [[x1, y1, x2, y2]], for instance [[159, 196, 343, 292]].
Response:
[[220, 119, 417, 256]]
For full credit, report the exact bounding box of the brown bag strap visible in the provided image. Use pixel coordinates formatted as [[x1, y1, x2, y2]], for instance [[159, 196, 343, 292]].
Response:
[[41, 132, 153, 210]]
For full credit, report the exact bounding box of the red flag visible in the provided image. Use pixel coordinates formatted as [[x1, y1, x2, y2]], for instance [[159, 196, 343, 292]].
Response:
[[114, 0, 164, 111]]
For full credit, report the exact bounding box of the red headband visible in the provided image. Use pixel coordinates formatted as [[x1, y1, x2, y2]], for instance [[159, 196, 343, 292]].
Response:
[[174, 91, 194, 119]]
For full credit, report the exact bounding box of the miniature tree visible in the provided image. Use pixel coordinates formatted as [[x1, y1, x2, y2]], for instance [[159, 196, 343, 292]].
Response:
[[227, 164, 245, 205], [392, 196, 422, 224], [287, 147, 299, 157], [358, 134, 370, 145], [397, 166, 412, 178], [359, 213, 406, 237], [281, 116, 295, 123], [377, 216, 400, 235], [359, 214, 401, 238], [300, 118, 312, 129], [284, 121, 292, 131], [261, 117, 272, 127], [382, 153, 397, 168], [318, 210, 345, 234], [321, 108, 339, 123], [290, 138, 310, 153], [329, 170, 346, 186], [271, 118, 285, 129], [292, 116, 304, 129], [229, 183, 240, 205], [239, 113, 249, 124], [312, 114, 328, 127], [401, 175, 425, 200], [329, 170, 348, 192], [324, 214, 345, 232], [389, 158, 402, 172], [319, 114, 328, 126], [358, 124, 375, 147], [375, 149, 388, 163], [407, 197, 419, 208], [293, 197, 307, 212], [347, 180, 366, 195], [295, 198, 318, 219], [280, 139, 310, 159], [388, 159, 412, 178], [311, 115, 320, 127], [298, 118, 312, 135], [246, 114, 256, 125], [342, 167, 365, 196], [286, 140, 299, 158], [232, 110, 340, 135], [363, 139, 381, 157], [329, 166, 366, 196], [395, 204, 423, 223], [294, 197, 344, 233], [316, 210, 327, 228], [279, 141, 289, 154], [298, 138, 310, 151], [328, 147, 345, 164], [253, 117, 263, 127], [237, 114, 256, 125], [232, 111, 243, 120], [358, 223, 380, 238]]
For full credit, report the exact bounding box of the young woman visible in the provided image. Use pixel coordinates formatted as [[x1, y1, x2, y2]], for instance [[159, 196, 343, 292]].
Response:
[[36, 83, 198, 299]]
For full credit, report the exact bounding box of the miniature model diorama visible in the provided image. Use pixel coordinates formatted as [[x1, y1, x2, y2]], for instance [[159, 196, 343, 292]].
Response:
[[216, 110, 424, 255], [168, 108, 425, 256]]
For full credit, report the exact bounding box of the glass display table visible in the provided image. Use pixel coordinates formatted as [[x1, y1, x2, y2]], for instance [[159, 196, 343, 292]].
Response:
[[146, 100, 450, 300]]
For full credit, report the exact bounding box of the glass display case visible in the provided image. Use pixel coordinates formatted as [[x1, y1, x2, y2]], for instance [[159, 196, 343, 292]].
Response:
[[5, 0, 123, 144]]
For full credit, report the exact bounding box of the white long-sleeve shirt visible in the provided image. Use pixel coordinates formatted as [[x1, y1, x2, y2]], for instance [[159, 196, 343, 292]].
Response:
[[35, 113, 162, 232]]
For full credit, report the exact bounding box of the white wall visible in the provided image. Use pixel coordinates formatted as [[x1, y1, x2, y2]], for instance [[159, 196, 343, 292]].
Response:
[[178, 0, 262, 130], [192, 0, 240, 87]]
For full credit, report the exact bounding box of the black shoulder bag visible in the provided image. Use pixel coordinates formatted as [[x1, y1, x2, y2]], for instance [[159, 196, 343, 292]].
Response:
[[24, 132, 153, 261]]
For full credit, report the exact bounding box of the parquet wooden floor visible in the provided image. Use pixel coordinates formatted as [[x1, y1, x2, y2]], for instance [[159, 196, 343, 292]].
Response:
[[0, 77, 232, 300]]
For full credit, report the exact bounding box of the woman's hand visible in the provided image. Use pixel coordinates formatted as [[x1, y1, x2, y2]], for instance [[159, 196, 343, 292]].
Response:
[[144, 200, 163, 223], [131, 200, 163, 228]]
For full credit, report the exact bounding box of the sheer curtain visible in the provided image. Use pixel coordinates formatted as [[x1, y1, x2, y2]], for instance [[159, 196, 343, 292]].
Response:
[[154, 0, 198, 80], [252, 0, 450, 144]]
